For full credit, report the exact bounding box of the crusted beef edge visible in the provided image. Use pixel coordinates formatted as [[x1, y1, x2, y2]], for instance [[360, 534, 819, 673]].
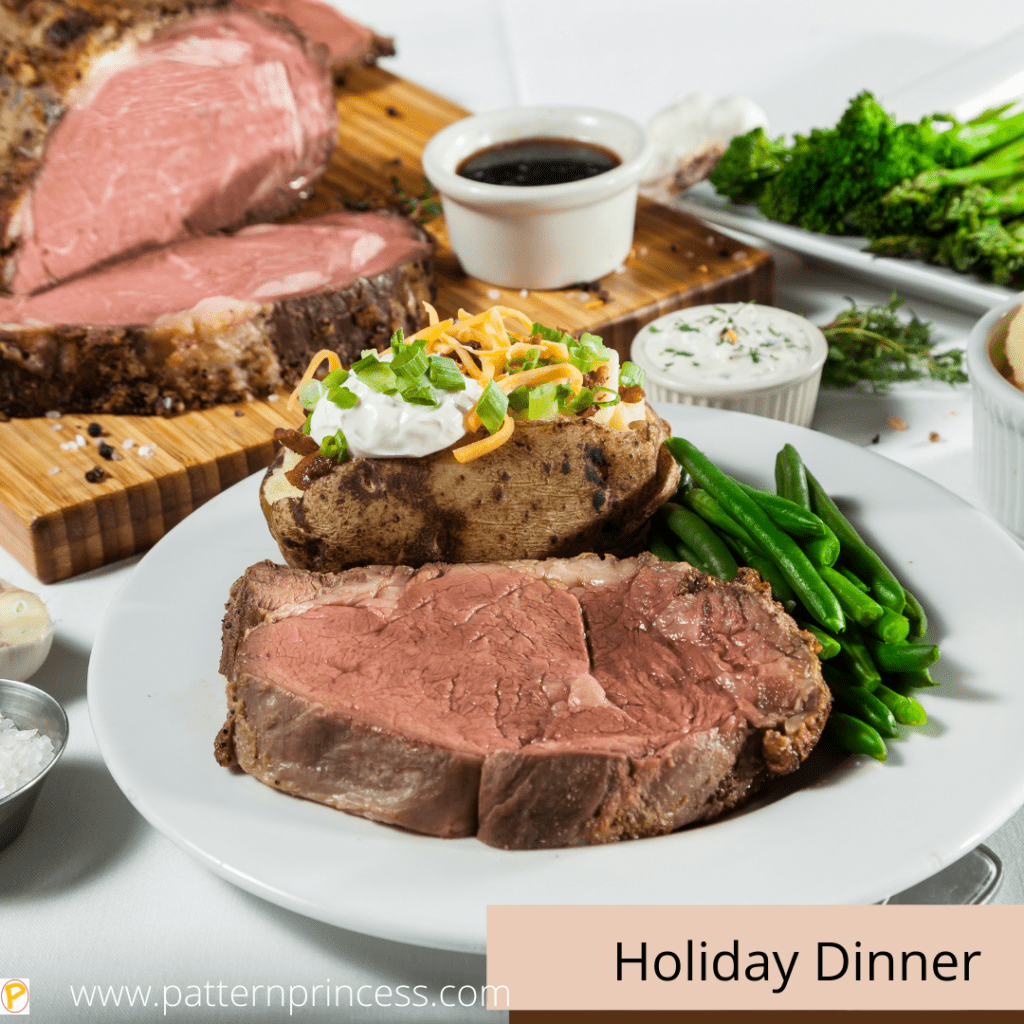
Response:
[[0, 0, 334, 293], [0, 225, 434, 416], [214, 559, 831, 850]]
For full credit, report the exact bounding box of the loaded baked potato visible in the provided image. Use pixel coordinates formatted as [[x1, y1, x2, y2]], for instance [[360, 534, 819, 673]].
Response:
[[260, 305, 680, 571]]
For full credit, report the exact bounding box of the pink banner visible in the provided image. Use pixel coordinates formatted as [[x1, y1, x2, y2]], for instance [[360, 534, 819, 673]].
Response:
[[486, 905, 1023, 1010]]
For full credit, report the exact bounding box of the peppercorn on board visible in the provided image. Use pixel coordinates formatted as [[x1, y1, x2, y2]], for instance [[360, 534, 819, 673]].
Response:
[[0, 64, 772, 583]]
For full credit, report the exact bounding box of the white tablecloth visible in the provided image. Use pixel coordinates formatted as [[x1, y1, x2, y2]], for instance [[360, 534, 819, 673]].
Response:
[[3, 2, 1024, 1020]]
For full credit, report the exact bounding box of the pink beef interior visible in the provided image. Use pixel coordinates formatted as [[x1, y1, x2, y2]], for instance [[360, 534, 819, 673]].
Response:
[[240, 0, 377, 64], [232, 560, 823, 761], [10, 10, 336, 295], [0, 212, 429, 326]]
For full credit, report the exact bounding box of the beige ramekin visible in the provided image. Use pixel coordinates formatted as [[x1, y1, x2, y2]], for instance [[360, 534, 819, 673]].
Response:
[[968, 299, 1024, 541]]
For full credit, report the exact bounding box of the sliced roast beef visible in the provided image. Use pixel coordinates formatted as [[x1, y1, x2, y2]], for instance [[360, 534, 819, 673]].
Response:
[[0, 211, 433, 416], [0, 0, 337, 295], [217, 555, 830, 850], [240, 0, 394, 72]]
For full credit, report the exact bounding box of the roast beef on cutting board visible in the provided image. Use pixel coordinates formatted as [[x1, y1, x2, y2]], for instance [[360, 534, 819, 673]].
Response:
[[0, 211, 433, 416], [240, 0, 394, 72], [0, 0, 337, 295], [217, 554, 830, 850]]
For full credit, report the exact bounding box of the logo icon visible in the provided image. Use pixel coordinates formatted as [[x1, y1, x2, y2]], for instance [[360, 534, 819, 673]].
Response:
[[0, 979, 29, 1015]]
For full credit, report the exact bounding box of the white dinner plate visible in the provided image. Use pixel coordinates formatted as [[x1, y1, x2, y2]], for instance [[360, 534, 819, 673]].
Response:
[[678, 182, 1022, 314], [88, 404, 1024, 954]]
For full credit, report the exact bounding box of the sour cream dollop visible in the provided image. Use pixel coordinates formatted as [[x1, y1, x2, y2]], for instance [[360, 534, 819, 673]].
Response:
[[308, 354, 484, 459]]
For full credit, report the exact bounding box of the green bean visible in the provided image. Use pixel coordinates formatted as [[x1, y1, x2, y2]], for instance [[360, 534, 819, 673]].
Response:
[[805, 468, 906, 612], [660, 503, 739, 581], [775, 443, 811, 510], [835, 626, 882, 690], [827, 674, 900, 738], [738, 483, 832, 539], [887, 669, 938, 691], [873, 683, 927, 727], [803, 532, 841, 567], [836, 565, 869, 592], [797, 621, 840, 660], [902, 587, 928, 638], [676, 541, 708, 570], [818, 564, 884, 626], [826, 712, 887, 761], [683, 489, 760, 549], [649, 536, 677, 562], [720, 530, 798, 608], [871, 607, 911, 644], [665, 438, 845, 633], [867, 640, 940, 673]]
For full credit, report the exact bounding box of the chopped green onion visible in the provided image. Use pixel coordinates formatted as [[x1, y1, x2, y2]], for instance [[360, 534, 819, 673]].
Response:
[[299, 380, 324, 410], [428, 355, 466, 391], [620, 361, 646, 388], [528, 381, 560, 420], [508, 347, 541, 372], [322, 367, 349, 388], [394, 377, 438, 407], [506, 385, 530, 412], [476, 380, 508, 434], [565, 387, 595, 415], [391, 339, 429, 380], [351, 351, 382, 374], [301, 412, 312, 435], [389, 328, 405, 349], [355, 361, 399, 395], [319, 428, 349, 463], [578, 332, 613, 360], [531, 322, 572, 346], [593, 391, 621, 407], [327, 385, 359, 409]]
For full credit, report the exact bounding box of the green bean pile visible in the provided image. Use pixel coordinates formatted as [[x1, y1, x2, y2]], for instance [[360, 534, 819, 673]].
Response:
[[652, 438, 939, 762]]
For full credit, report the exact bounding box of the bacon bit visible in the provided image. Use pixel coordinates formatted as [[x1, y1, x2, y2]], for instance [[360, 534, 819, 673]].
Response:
[[285, 453, 336, 489], [85, 466, 106, 483], [274, 428, 320, 457], [619, 384, 645, 404], [929, 431, 941, 442], [888, 416, 908, 431]]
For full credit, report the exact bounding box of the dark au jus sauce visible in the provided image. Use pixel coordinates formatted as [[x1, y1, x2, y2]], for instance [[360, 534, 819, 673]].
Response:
[[456, 136, 621, 187]]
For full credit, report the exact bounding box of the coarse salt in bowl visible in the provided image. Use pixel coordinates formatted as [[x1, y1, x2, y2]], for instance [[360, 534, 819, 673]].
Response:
[[967, 298, 1024, 542], [629, 303, 828, 427], [0, 678, 68, 851]]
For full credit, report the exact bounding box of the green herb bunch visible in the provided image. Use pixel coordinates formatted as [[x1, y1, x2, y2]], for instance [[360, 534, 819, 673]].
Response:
[[819, 292, 967, 392]]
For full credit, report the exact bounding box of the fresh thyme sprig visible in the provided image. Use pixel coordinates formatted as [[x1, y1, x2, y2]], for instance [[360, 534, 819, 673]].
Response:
[[819, 291, 968, 392]]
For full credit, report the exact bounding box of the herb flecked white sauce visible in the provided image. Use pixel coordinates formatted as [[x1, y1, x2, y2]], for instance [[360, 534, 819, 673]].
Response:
[[644, 303, 815, 384]]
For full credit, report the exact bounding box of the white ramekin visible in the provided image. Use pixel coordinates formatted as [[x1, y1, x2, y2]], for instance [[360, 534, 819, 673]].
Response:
[[421, 106, 653, 289], [628, 304, 828, 427], [967, 299, 1024, 541]]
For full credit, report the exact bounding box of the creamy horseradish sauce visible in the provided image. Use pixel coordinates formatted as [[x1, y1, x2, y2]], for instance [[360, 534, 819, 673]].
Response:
[[639, 303, 817, 386], [308, 352, 484, 459]]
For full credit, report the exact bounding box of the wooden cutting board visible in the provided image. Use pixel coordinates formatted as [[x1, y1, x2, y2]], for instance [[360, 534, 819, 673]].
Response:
[[0, 64, 773, 584]]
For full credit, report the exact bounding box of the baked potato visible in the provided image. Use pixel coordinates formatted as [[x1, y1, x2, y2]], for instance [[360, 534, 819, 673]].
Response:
[[261, 406, 680, 571]]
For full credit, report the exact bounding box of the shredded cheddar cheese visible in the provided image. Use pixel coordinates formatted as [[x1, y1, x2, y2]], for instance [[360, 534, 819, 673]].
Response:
[[287, 349, 341, 412], [288, 304, 645, 463]]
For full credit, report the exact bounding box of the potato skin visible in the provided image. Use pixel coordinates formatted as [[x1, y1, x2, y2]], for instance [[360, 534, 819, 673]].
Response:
[[261, 408, 681, 571]]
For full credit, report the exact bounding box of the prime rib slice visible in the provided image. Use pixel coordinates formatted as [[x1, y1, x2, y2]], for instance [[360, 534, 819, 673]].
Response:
[[0, 211, 433, 416], [216, 554, 830, 850], [0, 0, 337, 295], [240, 0, 395, 73]]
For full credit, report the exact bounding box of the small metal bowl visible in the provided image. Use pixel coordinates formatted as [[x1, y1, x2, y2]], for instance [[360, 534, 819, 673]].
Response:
[[0, 678, 69, 851]]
